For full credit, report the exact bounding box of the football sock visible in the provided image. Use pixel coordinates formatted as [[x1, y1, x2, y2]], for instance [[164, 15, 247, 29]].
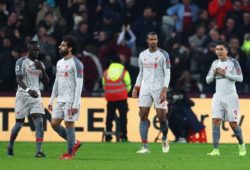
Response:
[[53, 125, 67, 140], [140, 120, 149, 148], [212, 124, 220, 149], [33, 117, 44, 153], [160, 120, 168, 141], [233, 126, 243, 145], [66, 127, 75, 155], [8, 122, 23, 149]]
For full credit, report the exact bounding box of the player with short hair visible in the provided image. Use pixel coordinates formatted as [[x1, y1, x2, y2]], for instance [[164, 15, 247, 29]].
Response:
[[132, 32, 171, 153], [48, 36, 84, 160], [7, 41, 49, 157], [206, 40, 247, 156]]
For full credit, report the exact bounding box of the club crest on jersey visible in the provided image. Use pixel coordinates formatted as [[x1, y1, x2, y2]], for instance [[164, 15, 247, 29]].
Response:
[[64, 72, 69, 77]]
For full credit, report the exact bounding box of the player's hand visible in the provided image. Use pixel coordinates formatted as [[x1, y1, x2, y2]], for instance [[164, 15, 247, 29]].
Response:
[[132, 86, 139, 98], [215, 67, 226, 76], [28, 89, 39, 98], [48, 104, 53, 112], [34, 60, 44, 71], [70, 108, 78, 115], [160, 87, 167, 103]]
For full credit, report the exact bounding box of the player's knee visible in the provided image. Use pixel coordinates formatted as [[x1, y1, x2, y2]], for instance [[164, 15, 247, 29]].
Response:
[[229, 122, 238, 129], [139, 112, 148, 121], [158, 114, 166, 122], [51, 121, 59, 129], [212, 118, 221, 125]]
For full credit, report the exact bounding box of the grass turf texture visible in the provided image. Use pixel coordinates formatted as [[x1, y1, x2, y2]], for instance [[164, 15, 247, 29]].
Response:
[[0, 142, 249, 170]]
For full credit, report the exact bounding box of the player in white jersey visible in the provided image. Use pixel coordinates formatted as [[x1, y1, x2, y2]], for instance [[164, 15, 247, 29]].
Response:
[[7, 41, 49, 157], [132, 32, 171, 153], [48, 36, 84, 160], [206, 41, 246, 156]]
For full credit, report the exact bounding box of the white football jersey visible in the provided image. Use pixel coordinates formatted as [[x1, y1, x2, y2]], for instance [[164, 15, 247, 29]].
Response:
[[135, 48, 171, 92], [55, 56, 84, 103], [206, 57, 243, 95]]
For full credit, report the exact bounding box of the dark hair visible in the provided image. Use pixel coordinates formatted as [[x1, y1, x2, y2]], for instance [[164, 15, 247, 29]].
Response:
[[63, 36, 77, 54], [111, 56, 121, 63], [27, 41, 38, 50], [147, 31, 158, 38], [216, 41, 228, 50]]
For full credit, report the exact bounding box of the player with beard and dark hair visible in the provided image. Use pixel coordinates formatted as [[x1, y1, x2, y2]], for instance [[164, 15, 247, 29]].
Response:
[[48, 36, 84, 160], [7, 41, 49, 157]]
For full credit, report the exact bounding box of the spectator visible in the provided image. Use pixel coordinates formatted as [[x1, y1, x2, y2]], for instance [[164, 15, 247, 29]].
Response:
[[227, 0, 243, 25], [176, 70, 200, 93], [167, 0, 200, 43], [188, 24, 207, 50], [239, 12, 250, 40], [242, 0, 250, 11], [0, 1, 8, 29], [117, 24, 136, 55], [221, 17, 238, 41], [70, 21, 92, 53], [132, 6, 161, 52], [208, 0, 232, 30], [229, 36, 248, 93], [0, 37, 19, 91]]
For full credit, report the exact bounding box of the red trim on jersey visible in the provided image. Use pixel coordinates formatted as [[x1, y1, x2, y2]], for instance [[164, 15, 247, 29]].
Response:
[[36, 138, 43, 142]]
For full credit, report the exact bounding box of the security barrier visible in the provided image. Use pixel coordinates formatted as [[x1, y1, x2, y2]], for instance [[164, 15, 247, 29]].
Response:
[[0, 97, 249, 143]]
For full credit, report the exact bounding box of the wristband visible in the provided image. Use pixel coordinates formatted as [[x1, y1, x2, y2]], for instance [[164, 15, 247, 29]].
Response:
[[25, 88, 30, 92]]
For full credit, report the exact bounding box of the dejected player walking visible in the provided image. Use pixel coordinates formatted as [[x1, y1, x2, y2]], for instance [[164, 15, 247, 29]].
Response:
[[206, 41, 246, 156], [132, 32, 171, 153]]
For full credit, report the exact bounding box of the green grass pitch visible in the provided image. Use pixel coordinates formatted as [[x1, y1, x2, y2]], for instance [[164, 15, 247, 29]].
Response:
[[0, 142, 249, 170]]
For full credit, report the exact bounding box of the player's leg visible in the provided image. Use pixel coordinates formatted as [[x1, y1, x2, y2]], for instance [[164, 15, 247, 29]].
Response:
[[117, 100, 129, 142], [65, 121, 75, 157], [8, 94, 28, 156], [153, 89, 169, 153], [105, 101, 116, 142], [137, 107, 150, 153], [207, 118, 222, 156], [32, 113, 46, 157], [60, 103, 81, 160], [30, 97, 46, 157], [207, 94, 223, 156], [51, 102, 66, 140], [137, 92, 153, 153], [156, 108, 169, 151], [7, 118, 25, 156], [226, 95, 246, 156], [51, 118, 66, 139], [229, 122, 246, 156], [212, 118, 222, 148]]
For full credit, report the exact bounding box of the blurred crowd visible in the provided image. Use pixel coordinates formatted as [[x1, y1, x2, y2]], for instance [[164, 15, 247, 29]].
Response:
[[0, 0, 250, 95]]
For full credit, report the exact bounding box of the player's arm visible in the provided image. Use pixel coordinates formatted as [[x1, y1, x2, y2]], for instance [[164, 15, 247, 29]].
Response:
[[132, 54, 143, 97], [48, 76, 58, 111], [72, 59, 84, 113], [34, 60, 49, 85], [161, 52, 171, 102], [225, 60, 243, 82], [206, 61, 216, 84], [15, 59, 38, 98]]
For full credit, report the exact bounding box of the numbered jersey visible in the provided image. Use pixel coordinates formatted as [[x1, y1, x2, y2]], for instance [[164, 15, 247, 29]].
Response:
[[15, 57, 43, 94]]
